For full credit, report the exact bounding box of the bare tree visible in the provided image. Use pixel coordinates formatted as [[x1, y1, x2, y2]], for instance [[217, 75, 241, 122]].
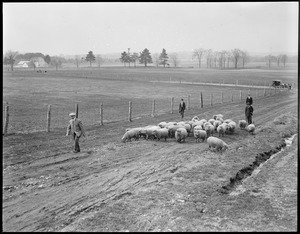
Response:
[[192, 48, 205, 68], [96, 54, 103, 68], [4, 50, 18, 71], [226, 50, 232, 68], [276, 55, 282, 67], [240, 50, 250, 68], [231, 48, 242, 69], [212, 51, 219, 68], [169, 53, 180, 67], [265, 54, 277, 68], [205, 49, 213, 68], [281, 54, 288, 67]]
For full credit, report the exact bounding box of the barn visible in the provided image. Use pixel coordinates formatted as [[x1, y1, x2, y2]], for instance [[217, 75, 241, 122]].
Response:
[[15, 61, 30, 68]]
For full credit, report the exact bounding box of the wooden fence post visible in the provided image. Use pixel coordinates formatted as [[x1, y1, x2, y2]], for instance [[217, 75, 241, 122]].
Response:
[[100, 103, 104, 125], [128, 101, 132, 122], [171, 97, 174, 114], [210, 93, 213, 106], [231, 93, 234, 102], [187, 95, 190, 110], [75, 103, 79, 118], [263, 88, 266, 96], [200, 92, 203, 108], [46, 104, 51, 132], [240, 90, 242, 102], [221, 91, 223, 104], [3, 102, 9, 135], [151, 99, 155, 117]]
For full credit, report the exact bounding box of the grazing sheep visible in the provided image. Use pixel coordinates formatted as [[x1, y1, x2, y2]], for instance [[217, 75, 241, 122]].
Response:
[[223, 119, 233, 124], [122, 128, 141, 143], [205, 123, 215, 137], [158, 121, 168, 128], [207, 136, 229, 151], [194, 125, 203, 131], [208, 118, 215, 125], [192, 116, 200, 122], [199, 119, 207, 124], [238, 120, 247, 129], [216, 117, 224, 123], [228, 121, 236, 133], [140, 125, 160, 140], [175, 127, 188, 143], [167, 124, 183, 138], [177, 121, 186, 126], [194, 129, 207, 142], [247, 124, 255, 135], [217, 125, 225, 137], [153, 128, 169, 141], [213, 114, 223, 120], [192, 121, 203, 129], [182, 123, 192, 136], [213, 120, 222, 131]]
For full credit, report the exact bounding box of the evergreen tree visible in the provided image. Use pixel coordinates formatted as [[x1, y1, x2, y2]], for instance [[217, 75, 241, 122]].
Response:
[[85, 51, 96, 67], [120, 51, 129, 67], [159, 48, 169, 68], [139, 48, 152, 67]]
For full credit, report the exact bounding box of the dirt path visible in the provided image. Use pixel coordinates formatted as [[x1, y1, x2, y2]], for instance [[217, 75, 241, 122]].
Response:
[[3, 90, 298, 231]]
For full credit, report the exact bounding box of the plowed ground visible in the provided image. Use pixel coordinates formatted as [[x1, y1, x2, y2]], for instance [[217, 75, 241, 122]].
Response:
[[3, 89, 298, 232]]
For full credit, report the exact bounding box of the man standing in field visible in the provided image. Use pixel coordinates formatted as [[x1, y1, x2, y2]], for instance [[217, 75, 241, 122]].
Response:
[[66, 113, 85, 153], [245, 102, 254, 124], [246, 92, 253, 105], [179, 98, 186, 119]]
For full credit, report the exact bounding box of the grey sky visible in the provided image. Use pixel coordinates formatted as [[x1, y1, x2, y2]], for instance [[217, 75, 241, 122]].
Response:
[[3, 2, 298, 56]]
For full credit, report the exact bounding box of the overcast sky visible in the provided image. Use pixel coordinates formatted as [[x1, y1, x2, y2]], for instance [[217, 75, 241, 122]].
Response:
[[3, 2, 298, 56]]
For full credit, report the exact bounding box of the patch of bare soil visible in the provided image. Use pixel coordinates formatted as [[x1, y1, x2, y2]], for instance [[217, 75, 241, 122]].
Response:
[[2, 90, 298, 232]]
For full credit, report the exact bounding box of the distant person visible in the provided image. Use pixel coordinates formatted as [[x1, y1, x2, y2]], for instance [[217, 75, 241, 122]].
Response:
[[179, 98, 186, 119], [245, 102, 254, 124], [246, 93, 253, 105], [66, 112, 85, 153]]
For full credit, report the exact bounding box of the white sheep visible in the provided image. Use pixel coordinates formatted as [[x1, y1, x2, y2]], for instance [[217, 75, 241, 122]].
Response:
[[228, 121, 236, 133], [220, 123, 229, 134], [223, 119, 233, 124], [216, 117, 224, 123], [247, 124, 255, 135], [158, 121, 168, 128], [204, 123, 214, 137], [207, 136, 229, 151], [121, 128, 141, 143], [199, 119, 207, 124], [238, 120, 247, 130], [192, 116, 200, 122], [217, 125, 225, 137], [140, 125, 160, 140], [213, 114, 223, 120], [175, 127, 188, 143], [213, 120, 222, 131], [153, 128, 169, 141], [208, 118, 215, 125], [194, 125, 203, 131], [166, 124, 183, 138], [194, 129, 207, 142]]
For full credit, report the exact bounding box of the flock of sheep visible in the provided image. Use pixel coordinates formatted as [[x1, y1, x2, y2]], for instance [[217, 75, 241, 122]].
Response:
[[122, 114, 256, 152]]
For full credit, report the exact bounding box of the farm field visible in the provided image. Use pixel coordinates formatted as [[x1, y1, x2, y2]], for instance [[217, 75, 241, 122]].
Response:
[[2, 67, 298, 231]]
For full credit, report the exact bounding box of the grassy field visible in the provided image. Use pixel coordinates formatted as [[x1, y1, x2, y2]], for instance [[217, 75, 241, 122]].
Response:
[[3, 66, 297, 133]]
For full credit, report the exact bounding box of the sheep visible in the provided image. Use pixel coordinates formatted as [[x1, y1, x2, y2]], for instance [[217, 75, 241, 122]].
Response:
[[213, 114, 223, 120], [175, 127, 188, 143], [177, 121, 186, 126], [192, 116, 200, 122], [192, 121, 203, 130], [199, 119, 207, 123], [213, 120, 222, 131], [216, 117, 224, 123], [238, 120, 247, 130], [207, 136, 229, 152], [247, 124, 255, 135], [194, 125, 203, 131], [220, 123, 229, 134], [208, 118, 215, 125], [182, 123, 192, 136], [204, 123, 215, 137], [158, 121, 168, 128], [121, 128, 141, 143], [140, 125, 160, 140], [153, 128, 169, 141], [166, 124, 183, 138], [228, 121, 236, 134], [217, 125, 225, 137], [223, 119, 233, 124], [194, 129, 207, 142]]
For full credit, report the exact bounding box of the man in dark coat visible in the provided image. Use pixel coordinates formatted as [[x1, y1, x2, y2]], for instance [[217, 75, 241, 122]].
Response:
[[245, 102, 254, 124], [66, 112, 85, 153], [179, 99, 186, 119], [246, 93, 253, 105]]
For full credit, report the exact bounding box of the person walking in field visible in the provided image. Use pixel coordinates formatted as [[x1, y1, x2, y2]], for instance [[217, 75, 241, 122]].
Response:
[[245, 102, 254, 124], [66, 112, 85, 153], [179, 98, 186, 119], [246, 92, 253, 105]]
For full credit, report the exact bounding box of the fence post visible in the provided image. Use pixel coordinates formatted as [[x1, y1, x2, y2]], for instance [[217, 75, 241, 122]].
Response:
[[221, 91, 223, 104], [210, 93, 213, 106], [171, 97, 174, 114], [46, 104, 51, 132], [128, 101, 132, 122], [231, 93, 234, 102], [240, 90, 242, 102], [187, 95, 190, 110], [263, 88, 266, 96], [3, 102, 9, 135], [200, 92, 203, 108], [75, 103, 79, 118], [151, 99, 155, 117], [100, 103, 104, 125]]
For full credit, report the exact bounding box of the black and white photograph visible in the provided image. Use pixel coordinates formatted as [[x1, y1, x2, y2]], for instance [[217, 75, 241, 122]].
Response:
[[3, 2, 298, 232]]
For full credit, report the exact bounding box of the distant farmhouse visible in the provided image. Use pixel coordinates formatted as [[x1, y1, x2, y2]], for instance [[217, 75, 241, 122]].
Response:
[[15, 61, 30, 68]]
